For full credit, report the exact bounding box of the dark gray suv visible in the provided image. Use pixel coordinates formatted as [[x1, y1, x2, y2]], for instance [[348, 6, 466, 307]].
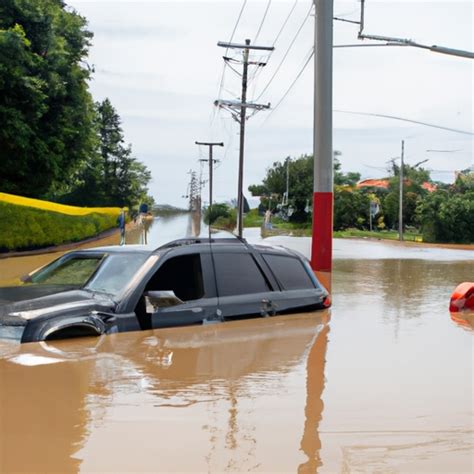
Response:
[[0, 238, 330, 343]]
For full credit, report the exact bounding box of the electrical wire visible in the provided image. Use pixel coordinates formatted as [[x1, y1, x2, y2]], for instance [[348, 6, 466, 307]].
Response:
[[334, 110, 474, 136], [261, 45, 474, 136], [254, 0, 272, 44], [272, 0, 299, 47], [247, 0, 299, 100], [255, 3, 313, 102], [261, 46, 314, 125], [214, 0, 248, 123]]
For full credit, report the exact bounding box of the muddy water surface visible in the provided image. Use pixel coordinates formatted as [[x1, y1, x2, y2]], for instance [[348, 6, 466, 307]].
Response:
[[0, 215, 473, 472]]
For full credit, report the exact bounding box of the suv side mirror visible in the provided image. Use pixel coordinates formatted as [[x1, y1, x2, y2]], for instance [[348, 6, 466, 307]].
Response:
[[145, 291, 184, 312]]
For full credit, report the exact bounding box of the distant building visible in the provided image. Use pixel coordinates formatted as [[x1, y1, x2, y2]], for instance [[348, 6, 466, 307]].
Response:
[[356, 178, 390, 190], [356, 178, 437, 192]]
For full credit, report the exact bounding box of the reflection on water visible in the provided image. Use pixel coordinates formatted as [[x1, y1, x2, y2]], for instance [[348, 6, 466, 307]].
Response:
[[0, 218, 473, 471], [0, 313, 329, 472], [451, 311, 474, 331], [126, 211, 208, 249]]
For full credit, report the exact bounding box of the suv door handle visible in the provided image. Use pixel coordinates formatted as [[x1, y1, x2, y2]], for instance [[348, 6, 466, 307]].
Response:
[[261, 299, 277, 317]]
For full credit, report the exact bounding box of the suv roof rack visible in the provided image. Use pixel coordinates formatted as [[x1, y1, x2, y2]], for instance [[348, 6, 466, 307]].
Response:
[[155, 236, 248, 251]]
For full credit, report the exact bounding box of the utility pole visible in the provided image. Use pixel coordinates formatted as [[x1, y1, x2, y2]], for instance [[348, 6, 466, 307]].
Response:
[[195, 141, 224, 211], [284, 156, 290, 206], [311, 0, 333, 292], [215, 39, 274, 238], [237, 41, 249, 239], [369, 202, 373, 232], [399, 140, 404, 241], [186, 170, 200, 212]]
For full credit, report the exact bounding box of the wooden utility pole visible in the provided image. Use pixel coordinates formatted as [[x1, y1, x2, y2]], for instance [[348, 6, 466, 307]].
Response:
[[399, 140, 405, 241], [215, 39, 274, 238], [237, 41, 250, 239], [195, 141, 224, 211]]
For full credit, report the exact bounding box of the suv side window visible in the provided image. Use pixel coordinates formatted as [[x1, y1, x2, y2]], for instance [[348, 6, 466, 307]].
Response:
[[262, 254, 315, 290], [145, 254, 204, 301], [213, 253, 269, 297]]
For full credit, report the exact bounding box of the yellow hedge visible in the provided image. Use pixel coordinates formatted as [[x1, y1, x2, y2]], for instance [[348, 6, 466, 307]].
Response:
[[0, 192, 122, 216]]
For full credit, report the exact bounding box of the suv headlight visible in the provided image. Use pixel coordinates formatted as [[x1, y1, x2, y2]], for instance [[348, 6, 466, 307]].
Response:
[[0, 325, 25, 342]]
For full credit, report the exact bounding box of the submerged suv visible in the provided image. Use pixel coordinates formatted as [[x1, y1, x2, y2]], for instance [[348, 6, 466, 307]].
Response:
[[0, 238, 330, 343]]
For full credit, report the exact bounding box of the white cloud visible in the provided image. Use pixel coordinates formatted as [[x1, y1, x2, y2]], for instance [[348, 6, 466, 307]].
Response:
[[69, 0, 474, 205]]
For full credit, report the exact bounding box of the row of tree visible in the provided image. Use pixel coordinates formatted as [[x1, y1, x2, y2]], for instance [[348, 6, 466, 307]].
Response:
[[0, 0, 152, 208], [249, 154, 473, 244]]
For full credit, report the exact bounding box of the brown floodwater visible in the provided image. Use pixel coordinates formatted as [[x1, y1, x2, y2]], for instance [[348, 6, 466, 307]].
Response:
[[0, 215, 473, 472]]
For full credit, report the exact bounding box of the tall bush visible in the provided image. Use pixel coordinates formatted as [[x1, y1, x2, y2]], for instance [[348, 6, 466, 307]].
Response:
[[0, 202, 117, 251]]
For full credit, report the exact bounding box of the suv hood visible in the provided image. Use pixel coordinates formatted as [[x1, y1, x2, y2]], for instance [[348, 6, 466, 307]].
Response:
[[0, 287, 115, 326], [0, 285, 79, 304]]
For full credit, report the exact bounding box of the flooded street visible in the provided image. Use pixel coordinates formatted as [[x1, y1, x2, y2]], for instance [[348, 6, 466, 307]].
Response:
[[0, 214, 473, 472]]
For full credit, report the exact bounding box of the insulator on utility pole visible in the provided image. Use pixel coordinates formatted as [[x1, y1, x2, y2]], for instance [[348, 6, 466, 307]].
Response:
[[215, 39, 274, 238], [357, 0, 474, 59]]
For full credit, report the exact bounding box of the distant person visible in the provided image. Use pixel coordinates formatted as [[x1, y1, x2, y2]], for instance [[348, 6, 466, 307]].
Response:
[[264, 209, 273, 229], [117, 209, 126, 245]]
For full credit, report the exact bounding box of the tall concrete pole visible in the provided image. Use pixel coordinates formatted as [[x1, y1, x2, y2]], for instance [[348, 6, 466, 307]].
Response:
[[399, 140, 404, 241], [311, 0, 333, 291], [236, 39, 250, 238]]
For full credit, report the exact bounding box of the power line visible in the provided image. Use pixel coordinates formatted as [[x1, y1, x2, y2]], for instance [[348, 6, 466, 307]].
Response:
[[261, 48, 474, 136], [216, 0, 248, 108], [334, 110, 474, 136], [254, 0, 272, 44], [247, 0, 300, 99], [262, 46, 314, 124], [255, 3, 313, 102], [272, 0, 299, 47], [426, 149, 463, 153]]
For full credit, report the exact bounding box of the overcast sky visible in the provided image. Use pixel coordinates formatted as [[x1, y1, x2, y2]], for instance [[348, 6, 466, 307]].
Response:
[[69, 0, 473, 206]]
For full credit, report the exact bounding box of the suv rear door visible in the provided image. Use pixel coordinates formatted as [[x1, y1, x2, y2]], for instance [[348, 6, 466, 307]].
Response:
[[213, 250, 277, 319], [259, 252, 327, 313]]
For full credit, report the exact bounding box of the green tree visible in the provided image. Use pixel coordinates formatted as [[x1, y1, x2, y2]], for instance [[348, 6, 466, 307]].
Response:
[[0, 0, 95, 197], [249, 153, 359, 222], [333, 187, 370, 230], [383, 163, 431, 229], [62, 99, 152, 208], [454, 170, 474, 193], [203, 203, 230, 225], [416, 190, 474, 243]]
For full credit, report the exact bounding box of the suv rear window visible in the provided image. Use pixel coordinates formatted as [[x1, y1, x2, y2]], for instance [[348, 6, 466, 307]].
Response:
[[263, 254, 315, 290], [214, 253, 269, 297]]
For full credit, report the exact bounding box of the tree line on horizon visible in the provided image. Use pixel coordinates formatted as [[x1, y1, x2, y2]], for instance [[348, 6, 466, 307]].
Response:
[[0, 0, 152, 209], [248, 154, 474, 244]]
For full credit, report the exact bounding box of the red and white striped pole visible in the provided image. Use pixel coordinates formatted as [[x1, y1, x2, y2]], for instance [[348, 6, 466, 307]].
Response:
[[311, 0, 333, 292]]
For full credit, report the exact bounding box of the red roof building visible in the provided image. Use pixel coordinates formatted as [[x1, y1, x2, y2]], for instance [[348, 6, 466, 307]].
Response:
[[356, 178, 436, 192]]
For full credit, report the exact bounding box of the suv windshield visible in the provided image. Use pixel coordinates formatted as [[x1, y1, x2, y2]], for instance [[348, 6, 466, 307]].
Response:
[[85, 253, 149, 296], [29, 255, 103, 286], [28, 252, 149, 298]]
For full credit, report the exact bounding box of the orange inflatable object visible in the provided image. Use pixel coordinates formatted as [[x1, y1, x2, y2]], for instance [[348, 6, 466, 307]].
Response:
[[449, 282, 474, 312]]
